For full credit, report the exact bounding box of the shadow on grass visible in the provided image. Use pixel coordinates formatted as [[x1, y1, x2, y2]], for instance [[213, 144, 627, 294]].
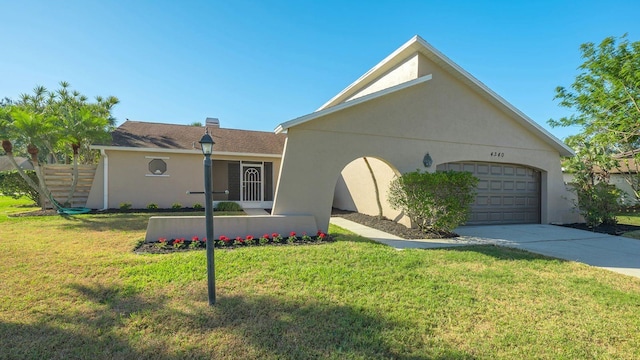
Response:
[[0, 283, 160, 359], [440, 244, 568, 262], [58, 214, 151, 231], [58, 212, 207, 232], [2, 282, 475, 359], [329, 231, 386, 246]]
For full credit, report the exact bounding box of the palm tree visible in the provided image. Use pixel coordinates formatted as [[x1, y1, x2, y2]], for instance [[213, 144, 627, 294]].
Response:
[[57, 106, 110, 203], [2, 82, 119, 208], [5, 108, 53, 206]]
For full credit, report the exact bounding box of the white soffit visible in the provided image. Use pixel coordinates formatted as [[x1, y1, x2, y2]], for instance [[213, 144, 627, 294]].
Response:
[[277, 35, 574, 157], [91, 145, 282, 158]]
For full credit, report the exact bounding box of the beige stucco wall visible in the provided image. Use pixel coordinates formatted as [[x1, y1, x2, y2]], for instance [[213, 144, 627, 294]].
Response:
[[333, 157, 410, 226], [610, 174, 639, 205], [564, 173, 639, 206], [86, 150, 281, 209], [347, 54, 421, 101], [145, 215, 318, 242], [86, 157, 105, 208], [273, 55, 576, 231]]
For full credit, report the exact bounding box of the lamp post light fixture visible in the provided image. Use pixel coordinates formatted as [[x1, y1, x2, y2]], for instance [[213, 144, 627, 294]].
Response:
[[199, 128, 216, 306]]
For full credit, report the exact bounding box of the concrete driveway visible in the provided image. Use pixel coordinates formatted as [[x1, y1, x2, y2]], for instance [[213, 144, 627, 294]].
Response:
[[456, 225, 640, 278], [329, 218, 640, 278]]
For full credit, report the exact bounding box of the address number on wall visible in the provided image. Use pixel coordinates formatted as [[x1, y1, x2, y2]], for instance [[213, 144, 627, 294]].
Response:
[[490, 152, 505, 158]]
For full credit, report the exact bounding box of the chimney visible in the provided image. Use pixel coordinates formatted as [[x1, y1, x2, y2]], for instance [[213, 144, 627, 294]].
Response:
[[205, 117, 220, 128]]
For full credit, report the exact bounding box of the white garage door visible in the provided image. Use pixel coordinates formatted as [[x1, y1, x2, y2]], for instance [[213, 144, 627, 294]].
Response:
[[436, 162, 541, 225]]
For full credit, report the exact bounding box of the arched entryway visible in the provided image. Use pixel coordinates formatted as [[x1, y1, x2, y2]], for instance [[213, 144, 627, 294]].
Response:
[[332, 156, 409, 226]]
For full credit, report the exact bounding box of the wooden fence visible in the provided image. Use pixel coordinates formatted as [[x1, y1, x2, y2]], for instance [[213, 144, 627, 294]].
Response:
[[43, 164, 97, 208]]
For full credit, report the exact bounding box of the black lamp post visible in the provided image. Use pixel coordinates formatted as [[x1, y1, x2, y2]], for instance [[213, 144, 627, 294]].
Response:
[[199, 128, 215, 306]]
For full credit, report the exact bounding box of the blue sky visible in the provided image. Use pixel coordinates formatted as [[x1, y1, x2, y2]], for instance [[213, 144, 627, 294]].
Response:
[[2, 1, 639, 141]]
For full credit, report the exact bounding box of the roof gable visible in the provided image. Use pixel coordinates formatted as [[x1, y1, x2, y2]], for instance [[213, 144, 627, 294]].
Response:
[[276, 35, 574, 157], [103, 120, 286, 155]]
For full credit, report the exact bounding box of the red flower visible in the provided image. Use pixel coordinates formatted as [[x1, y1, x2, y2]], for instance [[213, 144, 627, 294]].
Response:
[[174, 238, 185, 244], [272, 233, 279, 238], [235, 236, 244, 243], [192, 236, 199, 242], [289, 231, 296, 237], [262, 234, 270, 239], [158, 237, 167, 243], [246, 235, 254, 241], [219, 235, 229, 241], [319, 232, 326, 239]]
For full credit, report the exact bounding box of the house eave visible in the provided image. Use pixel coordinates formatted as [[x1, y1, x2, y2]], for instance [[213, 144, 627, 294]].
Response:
[[91, 145, 282, 158]]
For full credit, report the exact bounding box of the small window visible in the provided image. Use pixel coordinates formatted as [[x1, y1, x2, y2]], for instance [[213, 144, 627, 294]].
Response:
[[148, 159, 167, 175]]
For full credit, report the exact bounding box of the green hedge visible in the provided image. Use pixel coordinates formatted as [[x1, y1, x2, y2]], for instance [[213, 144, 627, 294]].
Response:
[[215, 201, 243, 212], [388, 170, 478, 232], [0, 170, 41, 206]]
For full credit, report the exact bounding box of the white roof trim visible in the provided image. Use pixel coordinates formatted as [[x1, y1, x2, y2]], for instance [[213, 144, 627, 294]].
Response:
[[317, 35, 424, 111], [412, 37, 574, 157], [280, 35, 574, 157], [91, 145, 282, 158], [274, 74, 432, 134]]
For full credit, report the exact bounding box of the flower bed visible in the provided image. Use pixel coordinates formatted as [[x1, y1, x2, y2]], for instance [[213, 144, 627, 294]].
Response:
[[135, 231, 332, 254]]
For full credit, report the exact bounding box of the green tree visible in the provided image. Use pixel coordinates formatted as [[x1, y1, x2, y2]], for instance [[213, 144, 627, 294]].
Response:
[[549, 34, 640, 201], [562, 140, 621, 227], [1, 82, 119, 208], [0, 170, 40, 205]]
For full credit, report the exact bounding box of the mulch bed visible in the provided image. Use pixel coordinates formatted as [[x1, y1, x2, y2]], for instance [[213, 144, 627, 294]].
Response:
[[134, 239, 333, 254], [332, 209, 640, 238], [558, 223, 640, 236], [331, 209, 456, 239]]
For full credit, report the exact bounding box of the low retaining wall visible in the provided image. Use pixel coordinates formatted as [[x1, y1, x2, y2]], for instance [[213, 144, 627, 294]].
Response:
[[145, 215, 318, 242]]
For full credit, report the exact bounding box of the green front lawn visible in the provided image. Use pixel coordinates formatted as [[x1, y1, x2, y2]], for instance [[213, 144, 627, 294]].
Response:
[[618, 212, 640, 226], [618, 212, 640, 239], [0, 195, 39, 218], [1, 195, 639, 359]]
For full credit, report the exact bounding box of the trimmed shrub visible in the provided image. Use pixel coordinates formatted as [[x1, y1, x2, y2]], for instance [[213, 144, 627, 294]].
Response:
[[119, 202, 132, 210], [146, 203, 159, 210], [171, 202, 182, 209], [215, 201, 243, 212], [388, 170, 478, 232], [571, 182, 620, 227]]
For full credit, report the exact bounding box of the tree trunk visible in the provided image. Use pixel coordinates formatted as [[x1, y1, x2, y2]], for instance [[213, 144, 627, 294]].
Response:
[[65, 144, 80, 205], [26, 144, 52, 210], [363, 157, 384, 219]]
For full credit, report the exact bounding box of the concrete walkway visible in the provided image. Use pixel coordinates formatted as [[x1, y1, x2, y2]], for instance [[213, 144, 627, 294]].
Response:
[[330, 217, 640, 278], [243, 208, 270, 215]]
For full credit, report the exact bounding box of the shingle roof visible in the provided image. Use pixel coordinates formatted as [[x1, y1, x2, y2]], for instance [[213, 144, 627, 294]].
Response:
[[0, 156, 33, 171], [109, 120, 286, 155]]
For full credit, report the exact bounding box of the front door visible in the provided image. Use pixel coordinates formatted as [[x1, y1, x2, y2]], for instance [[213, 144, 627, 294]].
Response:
[[241, 163, 263, 202]]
